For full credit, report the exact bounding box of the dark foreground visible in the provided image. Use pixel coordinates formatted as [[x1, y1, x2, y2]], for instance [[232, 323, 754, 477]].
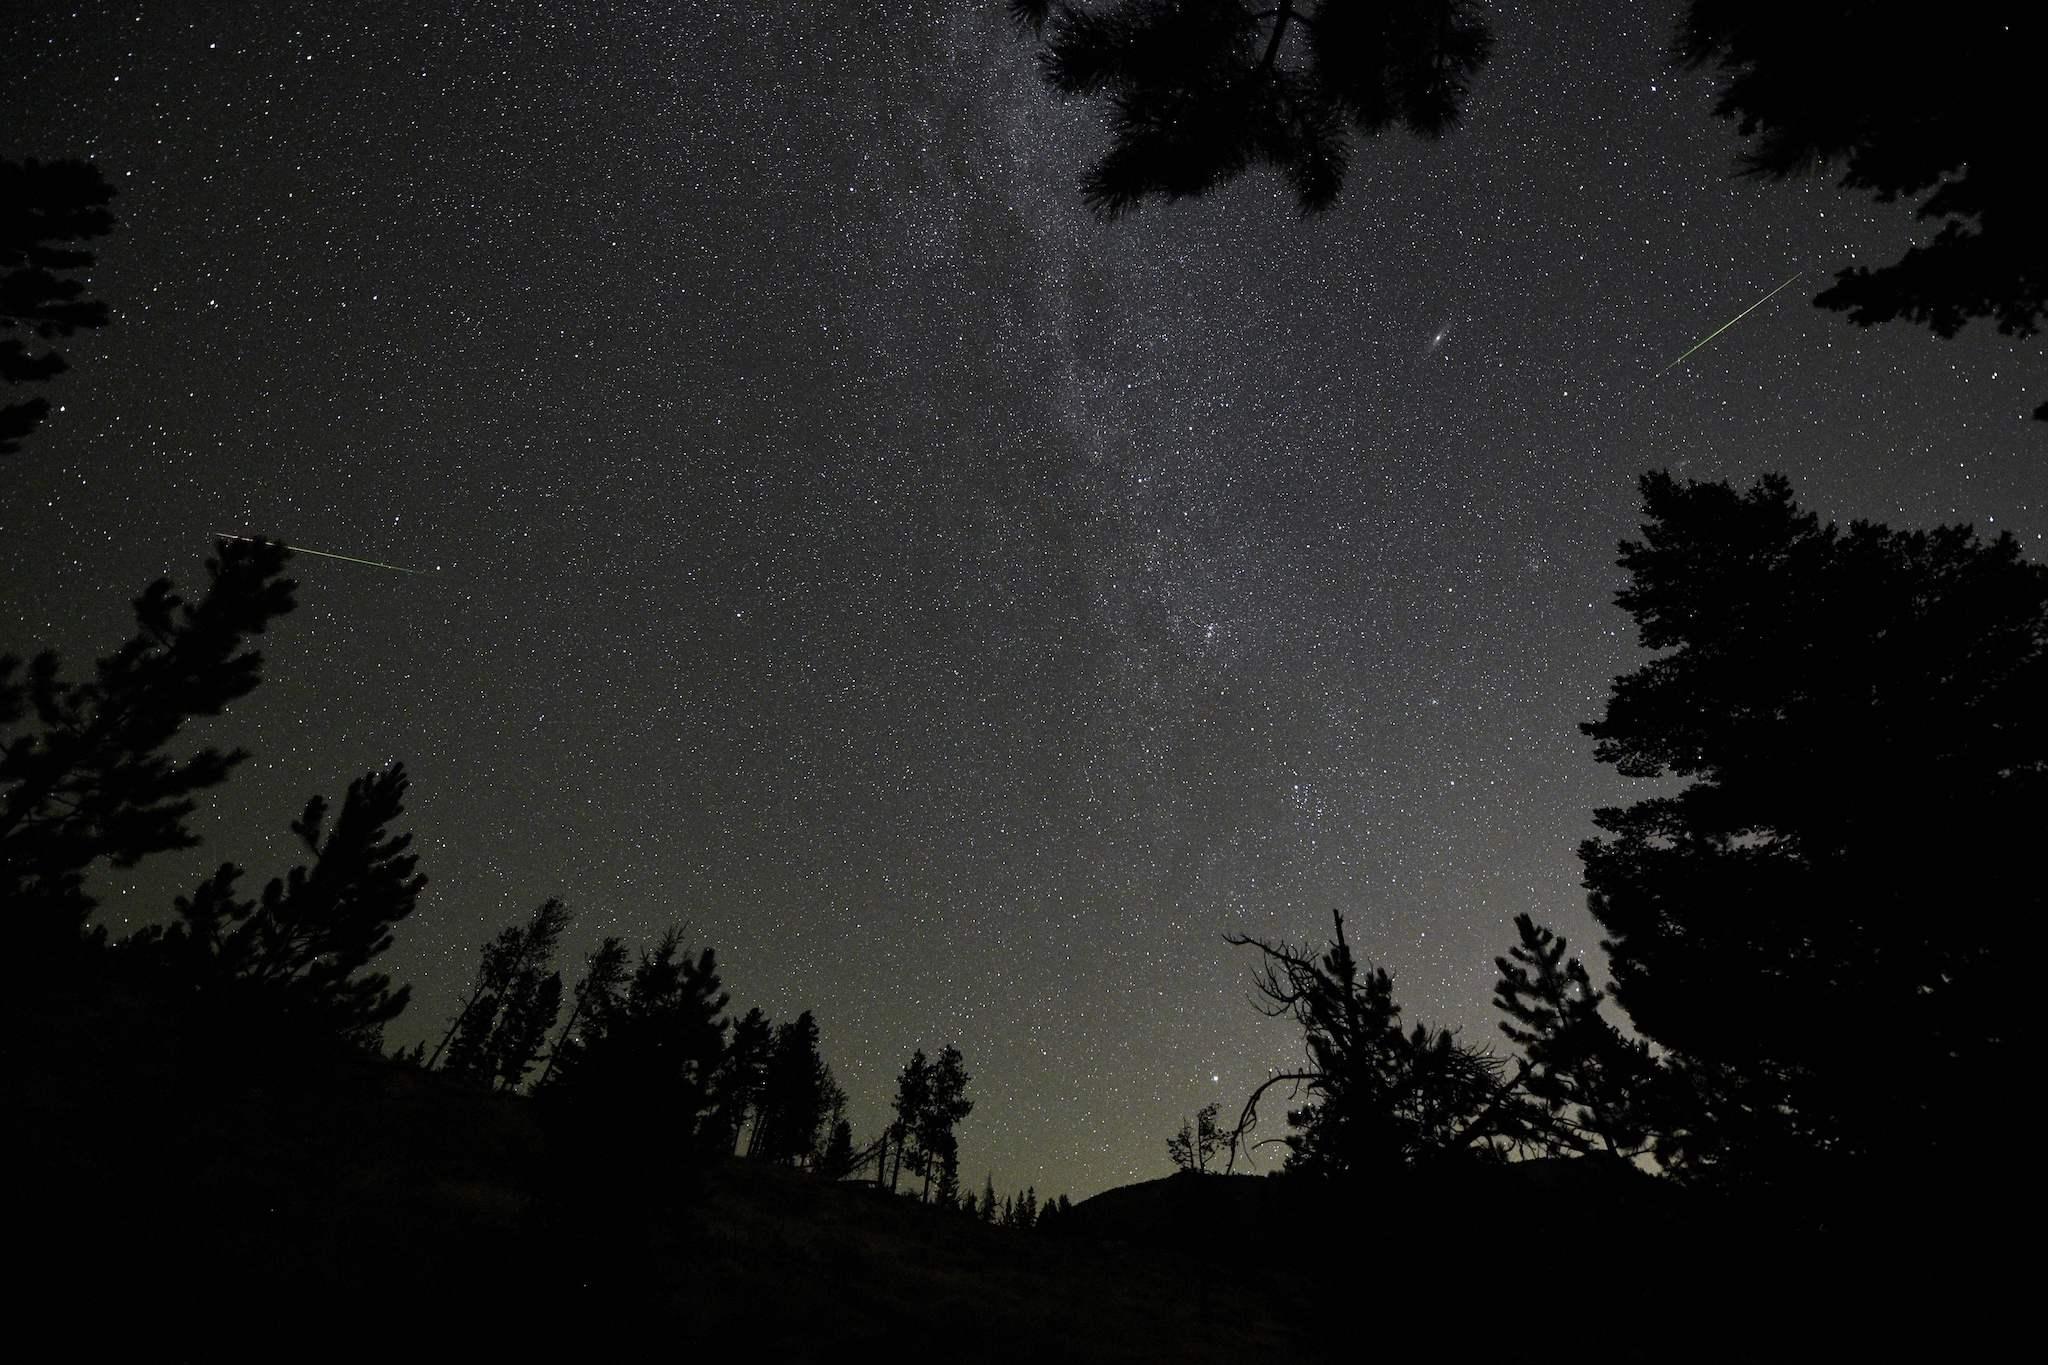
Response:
[[13, 975, 2020, 1358]]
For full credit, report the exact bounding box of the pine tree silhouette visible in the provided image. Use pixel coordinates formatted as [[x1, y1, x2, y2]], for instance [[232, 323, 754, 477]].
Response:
[[1225, 909, 1523, 1174], [1493, 913, 1655, 1158], [819, 1117, 857, 1181], [916, 1044, 975, 1201], [886, 1047, 931, 1193], [1582, 473, 2047, 1204], [151, 764, 426, 1049], [431, 898, 570, 1073], [1675, 4, 2047, 417], [489, 968, 562, 1091], [2, 536, 295, 955], [1008, 1, 1492, 217], [714, 1006, 773, 1155], [545, 927, 730, 1157], [754, 1011, 830, 1166], [1, 158, 115, 456], [535, 934, 628, 1089]]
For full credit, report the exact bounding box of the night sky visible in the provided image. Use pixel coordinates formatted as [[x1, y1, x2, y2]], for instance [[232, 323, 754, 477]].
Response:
[[4, 1, 2040, 1201]]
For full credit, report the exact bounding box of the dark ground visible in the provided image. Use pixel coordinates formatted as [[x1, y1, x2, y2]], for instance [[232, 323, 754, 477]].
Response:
[[11, 972, 2022, 1358]]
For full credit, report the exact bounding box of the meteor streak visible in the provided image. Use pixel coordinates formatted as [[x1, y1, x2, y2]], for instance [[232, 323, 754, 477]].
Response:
[[212, 531, 428, 575], [1656, 271, 1805, 378]]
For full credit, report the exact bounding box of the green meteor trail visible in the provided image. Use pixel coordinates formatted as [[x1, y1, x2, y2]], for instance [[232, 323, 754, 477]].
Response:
[[1657, 271, 1805, 378], [212, 531, 428, 575]]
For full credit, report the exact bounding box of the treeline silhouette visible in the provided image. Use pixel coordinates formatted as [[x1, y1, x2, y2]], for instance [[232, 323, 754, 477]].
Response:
[[1193, 472, 2042, 1252], [12, 465, 2035, 1342]]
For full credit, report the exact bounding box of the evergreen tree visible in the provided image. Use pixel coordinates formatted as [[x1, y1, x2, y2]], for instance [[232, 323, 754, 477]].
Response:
[[3, 536, 295, 955], [1019, 1187, 1038, 1231], [1226, 909, 1521, 1174], [1492, 913, 1655, 1158], [813, 1067, 849, 1169], [980, 1173, 999, 1224], [931, 1131, 961, 1209], [490, 968, 562, 1091], [961, 1191, 979, 1220], [154, 764, 426, 1048], [714, 1006, 773, 1155], [438, 987, 502, 1080], [1582, 472, 2047, 1195], [1008, 1, 1492, 217], [1675, 4, 2045, 418], [819, 1117, 857, 1181], [548, 927, 730, 1157], [887, 1047, 932, 1193], [1, 158, 115, 456], [915, 1043, 975, 1201], [755, 1011, 830, 1166], [535, 934, 628, 1089], [431, 898, 570, 1072]]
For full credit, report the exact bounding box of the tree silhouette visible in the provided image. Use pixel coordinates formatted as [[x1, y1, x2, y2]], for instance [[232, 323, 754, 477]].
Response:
[[2, 536, 295, 955], [535, 934, 627, 1089], [1, 158, 115, 456], [546, 927, 730, 1157], [1166, 1101, 1226, 1172], [1008, 0, 1492, 217], [1676, 4, 2047, 417], [886, 1047, 932, 1193], [146, 764, 426, 1048], [819, 1115, 857, 1181], [754, 1010, 830, 1166], [1582, 471, 2046, 1197], [1225, 909, 1523, 1173], [915, 1044, 975, 1201], [433, 897, 571, 1078], [713, 1005, 774, 1154], [488, 967, 562, 1091], [931, 1132, 962, 1208], [980, 1172, 999, 1224], [1492, 913, 1655, 1158]]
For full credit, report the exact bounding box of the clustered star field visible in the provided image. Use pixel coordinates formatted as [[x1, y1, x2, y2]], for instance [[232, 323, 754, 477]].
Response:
[[3, 1, 2039, 1200]]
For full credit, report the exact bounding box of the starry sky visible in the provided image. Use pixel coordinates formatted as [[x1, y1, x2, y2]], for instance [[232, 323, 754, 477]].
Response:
[[3, 1, 2040, 1201]]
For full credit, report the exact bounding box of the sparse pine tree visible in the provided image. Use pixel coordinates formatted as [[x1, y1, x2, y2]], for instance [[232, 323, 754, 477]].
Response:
[[713, 1006, 773, 1154], [491, 968, 563, 1092], [536, 935, 628, 1089], [887, 1048, 931, 1193], [981, 1174, 998, 1225], [430, 898, 570, 1070], [916, 1044, 975, 1201], [440, 990, 501, 1082]]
